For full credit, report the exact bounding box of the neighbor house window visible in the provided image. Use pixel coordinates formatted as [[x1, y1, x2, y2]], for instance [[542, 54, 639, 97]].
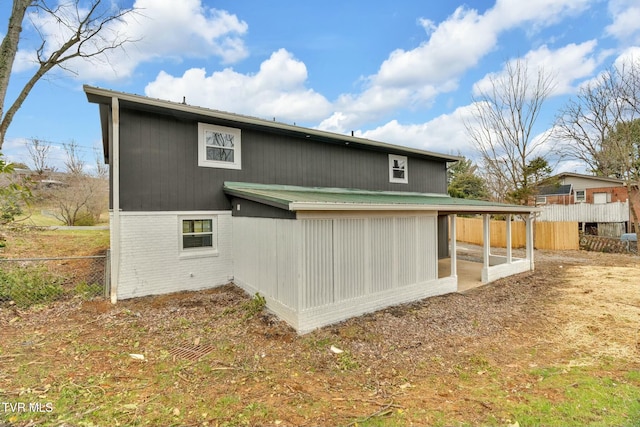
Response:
[[535, 196, 547, 205], [198, 123, 241, 169], [575, 190, 586, 203], [389, 154, 408, 184], [179, 216, 218, 257]]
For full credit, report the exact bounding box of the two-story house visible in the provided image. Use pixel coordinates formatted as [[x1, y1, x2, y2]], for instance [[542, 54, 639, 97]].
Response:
[[537, 172, 636, 236], [85, 85, 537, 334]]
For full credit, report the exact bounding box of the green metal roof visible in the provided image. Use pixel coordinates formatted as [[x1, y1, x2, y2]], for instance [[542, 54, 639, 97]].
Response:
[[224, 182, 538, 214]]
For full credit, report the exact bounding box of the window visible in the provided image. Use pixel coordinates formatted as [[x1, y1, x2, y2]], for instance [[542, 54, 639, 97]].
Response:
[[198, 123, 241, 169], [179, 216, 218, 256], [535, 196, 547, 205], [593, 192, 609, 204], [575, 190, 586, 203], [389, 154, 408, 184]]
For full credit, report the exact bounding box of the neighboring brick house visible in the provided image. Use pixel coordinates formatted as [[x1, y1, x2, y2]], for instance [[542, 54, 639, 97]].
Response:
[[537, 172, 638, 236], [84, 85, 538, 334]]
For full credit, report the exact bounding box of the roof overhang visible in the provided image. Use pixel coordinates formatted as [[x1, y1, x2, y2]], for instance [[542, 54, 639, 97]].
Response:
[[224, 182, 539, 215], [83, 85, 461, 164]]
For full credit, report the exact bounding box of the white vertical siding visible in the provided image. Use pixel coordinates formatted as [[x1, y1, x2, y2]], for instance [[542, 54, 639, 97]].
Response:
[[232, 212, 456, 334], [537, 201, 629, 222], [417, 216, 437, 282], [233, 217, 301, 311], [233, 217, 278, 297], [334, 218, 367, 301], [395, 217, 417, 287], [369, 217, 394, 292], [303, 220, 334, 309], [276, 220, 300, 309]]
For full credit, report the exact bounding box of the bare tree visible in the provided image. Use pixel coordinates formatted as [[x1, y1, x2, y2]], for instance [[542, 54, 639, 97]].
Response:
[[554, 67, 624, 175], [465, 58, 556, 205], [50, 174, 104, 225], [47, 138, 108, 225], [26, 138, 55, 176], [63, 139, 85, 175], [93, 144, 108, 179], [0, 0, 137, 148], [555, 58, 640, 234]]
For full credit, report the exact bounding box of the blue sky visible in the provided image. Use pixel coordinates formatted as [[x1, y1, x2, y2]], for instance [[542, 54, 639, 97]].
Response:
[[1, 0, 640, 174]]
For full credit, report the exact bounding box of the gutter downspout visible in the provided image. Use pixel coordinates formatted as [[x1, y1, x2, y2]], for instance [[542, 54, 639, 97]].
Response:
[[110, 97, 120, 304]]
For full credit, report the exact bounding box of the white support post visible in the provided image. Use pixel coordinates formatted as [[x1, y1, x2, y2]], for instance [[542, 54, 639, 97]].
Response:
[[483, 214, 491, 269], [481, 214, 491, 283], [506, 214, 512, 264], [110, 97, 120, 304], [526, 214, 534, 271], [449, 214, 457, 279]]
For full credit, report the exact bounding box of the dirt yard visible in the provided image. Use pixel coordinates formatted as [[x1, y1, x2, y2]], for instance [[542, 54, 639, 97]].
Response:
[[1, 248, 639, 426]]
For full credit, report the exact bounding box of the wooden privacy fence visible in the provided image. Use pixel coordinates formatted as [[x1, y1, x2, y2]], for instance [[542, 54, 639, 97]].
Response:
[[454, 217, 579, 250]]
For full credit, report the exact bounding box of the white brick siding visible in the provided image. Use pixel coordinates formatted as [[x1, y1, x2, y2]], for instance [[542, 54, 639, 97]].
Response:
[[113, 211, 233, 299]]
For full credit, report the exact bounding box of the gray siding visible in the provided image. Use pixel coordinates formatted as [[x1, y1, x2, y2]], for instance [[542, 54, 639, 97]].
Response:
[[117, 108, 448, 211]]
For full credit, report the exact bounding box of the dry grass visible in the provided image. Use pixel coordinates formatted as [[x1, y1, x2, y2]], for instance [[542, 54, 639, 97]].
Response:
[[1, 243, 639, 426]]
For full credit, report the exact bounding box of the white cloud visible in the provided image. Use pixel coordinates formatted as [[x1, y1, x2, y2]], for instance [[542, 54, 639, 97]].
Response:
[[144, 49, 332, 122], [320, 0, 596, 133], [489, 0, 591, 30], [613, 46, 640, 69], [472, 41, 602, 97], [356, 105, 477, 157], [15, 0, 248, 81], [606, 0, 640, 44]]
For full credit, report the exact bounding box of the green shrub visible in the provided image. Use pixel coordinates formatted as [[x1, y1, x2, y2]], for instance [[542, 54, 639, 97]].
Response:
[[242, 293, 266, 319], [74, 281, 103, 299], [0, 265, 65, 307], [74, 213, 97, 226]]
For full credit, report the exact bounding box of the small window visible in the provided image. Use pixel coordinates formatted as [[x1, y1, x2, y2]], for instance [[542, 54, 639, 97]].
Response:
[[593, 192, 609, 204], [179, 216, 218, 257], [535, 195, 547, 205], [389, 154, 408, 184], [575, 190, 586, 203], [198, 123, 241, 169]]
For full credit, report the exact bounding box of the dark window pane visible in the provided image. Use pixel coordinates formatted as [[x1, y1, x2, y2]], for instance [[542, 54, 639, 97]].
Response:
[[206, 147, 234, 162], [393, 169, 405, 179], [183, 234, 213, 249]]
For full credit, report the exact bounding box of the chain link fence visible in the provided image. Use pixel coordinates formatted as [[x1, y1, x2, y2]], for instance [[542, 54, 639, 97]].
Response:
[[0, 253, 108, 308]]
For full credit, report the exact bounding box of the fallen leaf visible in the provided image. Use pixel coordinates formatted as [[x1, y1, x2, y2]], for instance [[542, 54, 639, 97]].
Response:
[[129, 353, 145, 360]]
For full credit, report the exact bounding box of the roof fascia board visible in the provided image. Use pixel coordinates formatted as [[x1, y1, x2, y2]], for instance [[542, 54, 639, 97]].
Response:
[[84, 85, 460, 163], [224, 188, 291, 210], [288, 201, 539, 213], [557, 172, 624, 184]]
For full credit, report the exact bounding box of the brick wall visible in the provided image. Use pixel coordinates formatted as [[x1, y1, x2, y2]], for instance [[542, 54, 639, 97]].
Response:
[[114, 211, 234, 299]]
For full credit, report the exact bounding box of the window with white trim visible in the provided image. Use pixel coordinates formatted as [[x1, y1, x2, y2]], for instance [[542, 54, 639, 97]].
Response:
[[179, 216, 218, 256], [389, 154, 408, 184], [198, 123, 241, 169], [574, 190, 586, 203]]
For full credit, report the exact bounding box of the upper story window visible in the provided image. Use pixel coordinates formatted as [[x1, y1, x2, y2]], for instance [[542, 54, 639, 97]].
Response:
[[574, 190, 586, 203], [198, 123, 241, 170], [389, 154, 408, 184]]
